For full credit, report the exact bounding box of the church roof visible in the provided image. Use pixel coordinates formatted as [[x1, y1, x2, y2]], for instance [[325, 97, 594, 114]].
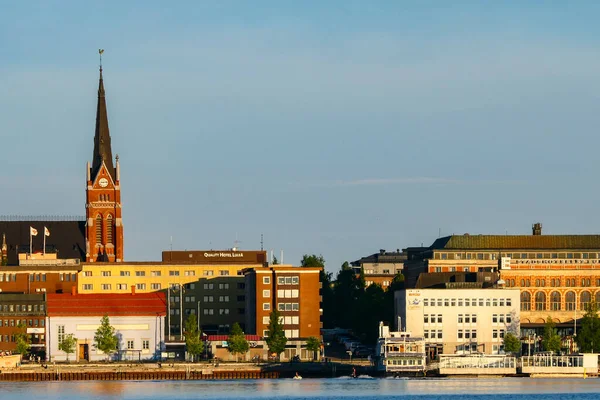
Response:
[[91, 67, 115, 182], [430, 234, 600, 251], [0, 220, 86, 265]]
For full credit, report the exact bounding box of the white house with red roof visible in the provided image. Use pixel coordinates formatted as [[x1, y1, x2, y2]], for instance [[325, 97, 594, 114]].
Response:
[[45, 288, 166, 362]]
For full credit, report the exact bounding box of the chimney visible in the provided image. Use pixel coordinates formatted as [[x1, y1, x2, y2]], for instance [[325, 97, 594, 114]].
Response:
[[379, 249, 385, 255], [532, 223, 542, 236], [71, 286, 77, 296], [131, 285, 136, 295]]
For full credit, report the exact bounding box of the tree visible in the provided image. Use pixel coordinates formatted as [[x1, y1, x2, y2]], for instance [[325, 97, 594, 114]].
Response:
[[184, 314, 204, 362], [503, 332, 521, 355], [542, 317, 561, 354], [265, 309, 287, 359], [305, 336, 321, 361], [575, 303, 600, 353], [14, 323, 30, 356], [301, 254, 325, 268], [59, 333, 77, 362], [94, 315, 118, 360], [272, 255, 279, 265], [227, 322, 249, 361]]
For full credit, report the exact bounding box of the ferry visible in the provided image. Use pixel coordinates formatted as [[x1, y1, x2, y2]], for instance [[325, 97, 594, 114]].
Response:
[[375, 323, 427, 377]]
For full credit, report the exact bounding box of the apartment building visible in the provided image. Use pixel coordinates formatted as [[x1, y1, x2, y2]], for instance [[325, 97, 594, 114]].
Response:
[[245, 266, 322, 340], [0, 293, 46, 357], [395, 287, 520, 358]]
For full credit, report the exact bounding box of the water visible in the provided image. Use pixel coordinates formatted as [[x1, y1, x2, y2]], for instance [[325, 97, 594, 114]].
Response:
[[1, 377, 600, 400]]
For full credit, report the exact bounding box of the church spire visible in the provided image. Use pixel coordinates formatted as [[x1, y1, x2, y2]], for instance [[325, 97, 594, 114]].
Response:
[[91, 49, 115, 182]]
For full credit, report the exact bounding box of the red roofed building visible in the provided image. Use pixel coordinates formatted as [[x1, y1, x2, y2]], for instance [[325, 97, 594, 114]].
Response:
[[46, 290, 166, 362]]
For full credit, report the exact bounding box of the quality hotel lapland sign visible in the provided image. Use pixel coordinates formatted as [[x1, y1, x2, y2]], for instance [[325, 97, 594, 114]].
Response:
[[204, 252, 245, 258]]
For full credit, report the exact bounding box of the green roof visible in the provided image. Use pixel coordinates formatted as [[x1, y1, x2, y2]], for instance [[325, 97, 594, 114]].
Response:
[[430, 235, 600, 250]]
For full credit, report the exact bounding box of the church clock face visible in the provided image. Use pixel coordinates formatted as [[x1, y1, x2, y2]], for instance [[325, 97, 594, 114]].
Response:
[[99, 178, 109, 187]]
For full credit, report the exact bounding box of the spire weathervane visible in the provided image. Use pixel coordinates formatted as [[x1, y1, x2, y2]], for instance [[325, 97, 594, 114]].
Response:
[[99, 49, 104, 70]]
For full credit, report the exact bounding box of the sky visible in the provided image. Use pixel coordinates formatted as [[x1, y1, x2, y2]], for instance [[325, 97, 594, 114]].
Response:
[[2, 1, 600, 273]]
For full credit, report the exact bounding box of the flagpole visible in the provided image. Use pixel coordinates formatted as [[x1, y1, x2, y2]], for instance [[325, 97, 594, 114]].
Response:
[[29, 229, 32, 258], [43, 226, 46, 255]]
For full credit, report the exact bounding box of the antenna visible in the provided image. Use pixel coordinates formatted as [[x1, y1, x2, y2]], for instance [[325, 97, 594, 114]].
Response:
[[233, 232, 242, 250], [260, 234, 264, 251]]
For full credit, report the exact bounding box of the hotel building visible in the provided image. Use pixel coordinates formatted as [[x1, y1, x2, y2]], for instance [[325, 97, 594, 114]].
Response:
[[395, 288, 520, 358]]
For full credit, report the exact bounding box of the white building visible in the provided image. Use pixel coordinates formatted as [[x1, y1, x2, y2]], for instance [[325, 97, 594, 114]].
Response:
[[46, 292, 166, 362], [395, 287, 520, 358]]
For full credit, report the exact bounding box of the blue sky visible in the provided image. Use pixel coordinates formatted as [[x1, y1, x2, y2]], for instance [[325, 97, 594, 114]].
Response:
[[2, 1, 600, 272]]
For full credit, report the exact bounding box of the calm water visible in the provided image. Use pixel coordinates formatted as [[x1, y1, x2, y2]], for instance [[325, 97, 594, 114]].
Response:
[[1, 377, 600, 400]]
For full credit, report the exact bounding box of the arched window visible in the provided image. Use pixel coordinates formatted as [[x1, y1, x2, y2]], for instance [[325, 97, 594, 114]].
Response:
[[535, 279, 540, 287], [550, 291, 561, 311], [535, 292, 546, 311], [520, 279, 525, 287], [526, 279, 531, 287], [521, 292, 531, 311], [580, 291, 591, 311], [541, 279, 546, 287], [566, 291, 576, 311], [106, 214, 114, 245], [95, 214, 103, 244]]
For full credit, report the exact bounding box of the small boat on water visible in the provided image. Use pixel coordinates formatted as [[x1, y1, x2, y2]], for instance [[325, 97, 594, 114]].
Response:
[[293, 372, 303, 380]]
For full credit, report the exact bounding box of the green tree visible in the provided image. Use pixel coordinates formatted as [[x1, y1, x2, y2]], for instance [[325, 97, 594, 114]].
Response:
[[301, 254, 325, 268], [94, 315, 118, 360], [14, 323, 30, 356], [59, 333, 77, 362], [542, 317, 561, 354], [305, 336, 321, 361], [227, 322, 249, 361], [184, 314, 204, 362], [575, 303, 600, 353], [503, 332, 521, 355], [265, 309, 287, 359]]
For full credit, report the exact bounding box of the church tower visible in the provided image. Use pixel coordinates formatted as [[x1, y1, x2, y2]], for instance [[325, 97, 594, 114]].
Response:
[[85, 62, 124, 262]]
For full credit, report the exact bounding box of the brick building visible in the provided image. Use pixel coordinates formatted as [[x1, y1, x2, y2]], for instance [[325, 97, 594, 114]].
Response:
[[0, 294, 46, 357]]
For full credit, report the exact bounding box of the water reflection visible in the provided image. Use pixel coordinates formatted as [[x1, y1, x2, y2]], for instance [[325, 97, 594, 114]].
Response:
[[0, 378, 600, 400]]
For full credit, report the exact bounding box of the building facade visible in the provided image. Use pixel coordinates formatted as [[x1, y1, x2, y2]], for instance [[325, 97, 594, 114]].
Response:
[[395, 288, 520, 358], [351, 249, 408, 289], [406, 224, 600, 334], [245, 266, 322, 340], [0, 294, 46, 357], [46, 291, 166, 362]]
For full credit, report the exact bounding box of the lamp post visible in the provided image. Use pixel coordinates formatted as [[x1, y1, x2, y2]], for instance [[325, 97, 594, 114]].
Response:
[[197, 300, 201, 332]]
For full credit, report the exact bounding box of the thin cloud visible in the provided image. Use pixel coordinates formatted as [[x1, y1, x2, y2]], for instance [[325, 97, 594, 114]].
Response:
[[335, 177, 463, 186]]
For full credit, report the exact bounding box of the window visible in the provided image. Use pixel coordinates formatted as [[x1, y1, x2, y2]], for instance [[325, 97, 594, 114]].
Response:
[[551, 291, 561, 311], [451, 299, 456, 307], [101, 271, 111, 277], [203, 270, 214, 276], [237, 295, 245, 302], [204, 283, 214, 290], [263, 290, 270, 298], [263, 277, 271, 284], [117, 283, 127, 290], [151, 271, 161, 277], [142, 340, 150, 351], [185, 270, 195, 276], [58, 325, 65, 344], [581, 291, 592, 310], [84, 271, 92, 277], [203, 296, 214, 302], [535, 292, 546, 311], [219, 309, 230, 315], [83, 284, 93, 290], [219, 296, 230, 302], [120, 271, 130, 277], [203, 309, 214, 315], [263, 303, 271, 311], [220, 270, 230, 276], [169, 271, 180, 276], [127, 340, 135, 350], [136, 271, 146, 277], [101, 284, 111, 290], [151, 283, 161, 290], [278, 277, 285, 285], [95, 214, 102, 243], [106, 214, 114, 244], [218, 283, 230, 290], [136, 283, 146, 290], [263, 316, 270, 324]]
